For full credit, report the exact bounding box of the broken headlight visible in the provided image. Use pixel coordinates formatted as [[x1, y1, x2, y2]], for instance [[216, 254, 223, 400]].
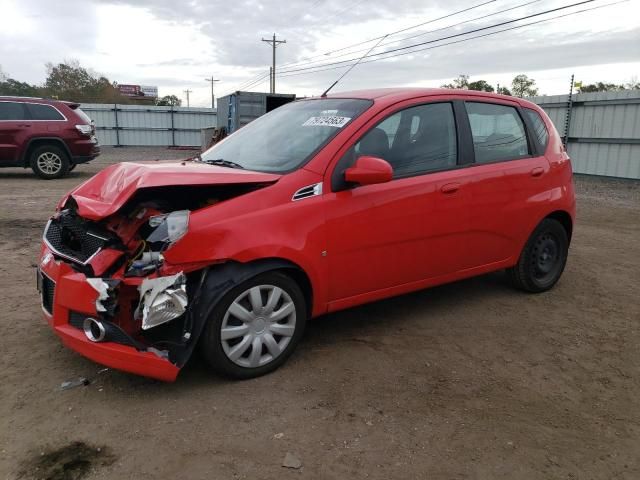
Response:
[[136, 273, 188, 330], [147, 210, 189, 245]]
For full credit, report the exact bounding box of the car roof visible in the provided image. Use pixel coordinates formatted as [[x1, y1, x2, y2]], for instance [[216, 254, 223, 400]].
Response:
[[0, 96, 78, 107], [324, 87, 538, 109]]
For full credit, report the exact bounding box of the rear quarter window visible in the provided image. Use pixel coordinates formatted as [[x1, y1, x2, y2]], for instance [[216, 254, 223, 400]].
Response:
[[27, 103, 65, 121], [523, 108, 549, 150]]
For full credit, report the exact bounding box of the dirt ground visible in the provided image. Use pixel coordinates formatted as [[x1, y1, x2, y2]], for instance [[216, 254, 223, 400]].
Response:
[[1, 147, 638, 480]]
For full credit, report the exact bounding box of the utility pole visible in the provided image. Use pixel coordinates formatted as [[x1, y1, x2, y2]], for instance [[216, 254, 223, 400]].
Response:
[[183, 89, 192, 107], [262, 33, 286, 93], [204, 77, 220, 109]]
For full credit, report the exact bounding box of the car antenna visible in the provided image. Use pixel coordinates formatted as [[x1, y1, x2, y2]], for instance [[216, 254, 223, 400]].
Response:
[[320, 34, 389, 98]]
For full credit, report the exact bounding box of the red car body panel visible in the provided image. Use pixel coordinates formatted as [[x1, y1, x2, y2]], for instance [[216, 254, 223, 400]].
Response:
[[38, 88, 575, 381]]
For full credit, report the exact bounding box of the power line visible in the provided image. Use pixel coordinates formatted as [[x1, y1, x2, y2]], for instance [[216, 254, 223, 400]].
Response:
[[277, 0, 628, 79], [280, 0, 544, 71], [225, 0, 497, 93], [183, 89, 192, 107], [219, 71, 271, 98], [278, 0, 498, 69], [277, 0, 599, 76]]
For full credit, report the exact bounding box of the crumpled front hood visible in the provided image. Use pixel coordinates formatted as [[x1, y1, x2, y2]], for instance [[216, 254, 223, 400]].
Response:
[[64, 160, 281, 220]]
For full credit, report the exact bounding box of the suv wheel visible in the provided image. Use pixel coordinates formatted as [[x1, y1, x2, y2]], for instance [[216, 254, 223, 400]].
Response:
[[507, 218, 569, 293], [30, 144, 70, 179], [200, 272, 307, 379]]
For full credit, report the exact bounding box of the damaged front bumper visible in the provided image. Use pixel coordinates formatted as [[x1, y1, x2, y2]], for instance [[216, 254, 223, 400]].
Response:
[[38, 245, 184, 382]]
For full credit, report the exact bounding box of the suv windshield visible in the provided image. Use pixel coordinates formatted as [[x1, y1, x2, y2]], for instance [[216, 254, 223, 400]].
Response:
[[200, 98, 372, 173]]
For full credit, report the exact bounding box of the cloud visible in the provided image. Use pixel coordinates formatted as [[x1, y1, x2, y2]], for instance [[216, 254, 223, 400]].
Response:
[[1, 0, 638, 105]]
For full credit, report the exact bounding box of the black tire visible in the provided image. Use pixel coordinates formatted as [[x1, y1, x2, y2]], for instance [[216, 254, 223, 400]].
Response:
[[507, 218, 569, 293], [30, 144, 70, 179], [68, 163, 77, 172], [199, 271, 307, 379]]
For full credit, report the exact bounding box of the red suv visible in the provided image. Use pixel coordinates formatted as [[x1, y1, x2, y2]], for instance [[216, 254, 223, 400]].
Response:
[[0, 96, 100, 178], [37, 88, 575, 381]]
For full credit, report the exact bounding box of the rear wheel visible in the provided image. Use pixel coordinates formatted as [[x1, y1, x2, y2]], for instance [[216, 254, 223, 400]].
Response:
[[507, 218, 569, 293], [199, 271, 307, 379], [30, 144, 70, 179]]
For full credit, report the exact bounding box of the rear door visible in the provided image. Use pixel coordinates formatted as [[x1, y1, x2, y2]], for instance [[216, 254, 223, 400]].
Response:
[[0, 101, 30, 165], [462, 99, 551, 269]]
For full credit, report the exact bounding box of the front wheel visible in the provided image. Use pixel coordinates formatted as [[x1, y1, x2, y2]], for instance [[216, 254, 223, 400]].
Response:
[[199, 272, 307, 379], [507, 218, 569, 293]]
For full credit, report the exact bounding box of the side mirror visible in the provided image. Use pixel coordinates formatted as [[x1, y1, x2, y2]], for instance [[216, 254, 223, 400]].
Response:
[[344, 156, 393, 186]]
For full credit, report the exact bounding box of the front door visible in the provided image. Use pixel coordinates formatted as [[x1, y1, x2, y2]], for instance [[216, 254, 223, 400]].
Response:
[[324, 100, 473, 304]]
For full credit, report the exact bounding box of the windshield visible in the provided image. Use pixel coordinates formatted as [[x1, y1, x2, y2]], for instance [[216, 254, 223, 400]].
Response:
[[200, 98, 372, 173]]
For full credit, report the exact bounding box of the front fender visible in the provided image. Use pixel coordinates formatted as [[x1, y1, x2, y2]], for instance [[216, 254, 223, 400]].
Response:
[[164, 195, 328, 316]]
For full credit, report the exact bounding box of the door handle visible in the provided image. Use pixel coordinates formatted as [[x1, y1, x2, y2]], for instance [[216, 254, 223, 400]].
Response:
[[440, 183, 460, 194], [531, 167, 544, 177], [18, 124, 32, 128]]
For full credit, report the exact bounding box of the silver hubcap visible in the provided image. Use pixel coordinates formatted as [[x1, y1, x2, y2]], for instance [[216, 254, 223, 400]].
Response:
[[221, 285, 296, 368], [36, 152, 62, 174]]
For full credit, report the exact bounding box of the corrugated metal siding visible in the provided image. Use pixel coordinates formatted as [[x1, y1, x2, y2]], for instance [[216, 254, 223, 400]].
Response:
[[216, 92, 296, 132], [530, 90, 640, 179], [80, 103, 217, 147]]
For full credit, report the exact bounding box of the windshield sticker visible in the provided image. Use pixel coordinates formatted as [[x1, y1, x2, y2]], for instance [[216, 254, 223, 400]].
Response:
[[303, 116, 351, 128]]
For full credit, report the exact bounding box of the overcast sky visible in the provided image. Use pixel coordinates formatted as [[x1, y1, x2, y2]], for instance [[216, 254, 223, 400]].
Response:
[[1, 0, 639, 106]]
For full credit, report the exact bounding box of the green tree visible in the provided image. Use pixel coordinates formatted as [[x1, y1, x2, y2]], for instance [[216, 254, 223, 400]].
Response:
[[496, 86, 512, 95], [511, 74, 538, 97], [0, 65, 42, 96], [625, 76, 639, 90], [441, 74, 469, 89], [0, 77, 41, 97], [441, 75, 495, 92], [43, 60, 126, 102], [156, 95, 182, 106], [577, 81, 624, 93], [468, 80, 494, 92]]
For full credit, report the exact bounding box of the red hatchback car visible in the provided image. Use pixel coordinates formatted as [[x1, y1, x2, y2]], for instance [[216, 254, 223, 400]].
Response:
[[0, 96, 100, 178], [38, 88, 575, 381]]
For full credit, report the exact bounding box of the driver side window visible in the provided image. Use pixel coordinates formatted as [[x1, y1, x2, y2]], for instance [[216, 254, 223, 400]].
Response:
[[332, 102, 458, 191]]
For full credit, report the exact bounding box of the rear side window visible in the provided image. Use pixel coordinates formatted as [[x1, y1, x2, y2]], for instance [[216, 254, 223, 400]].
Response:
[[27, 104, 65, 120], [466, 102, 529, 164], [0, 102, 27, 120], [523, 108, 549, 150]]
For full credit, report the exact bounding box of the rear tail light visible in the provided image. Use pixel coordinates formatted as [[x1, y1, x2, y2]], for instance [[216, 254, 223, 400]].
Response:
[[75, 124, 93, 136]]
